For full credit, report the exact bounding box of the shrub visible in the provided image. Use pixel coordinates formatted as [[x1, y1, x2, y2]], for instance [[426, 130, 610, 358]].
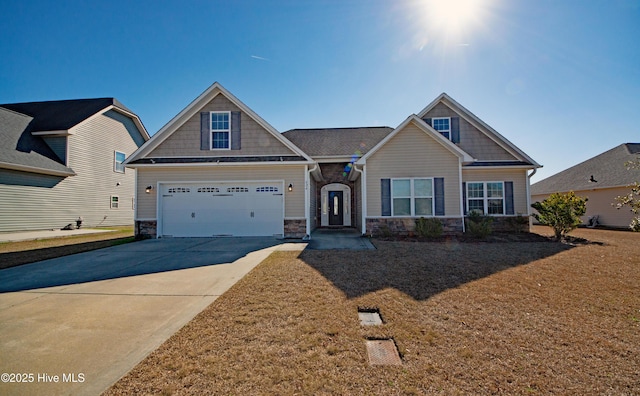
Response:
[[415, 217, 443, 238], [531, 191, 587, 240], [613, 158, 640, 232], [506, 214, 530, 233], [466, 211, 493, 238]]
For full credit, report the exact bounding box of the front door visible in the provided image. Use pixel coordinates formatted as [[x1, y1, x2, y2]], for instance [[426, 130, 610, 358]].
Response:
[[328, 191, 344, 226]]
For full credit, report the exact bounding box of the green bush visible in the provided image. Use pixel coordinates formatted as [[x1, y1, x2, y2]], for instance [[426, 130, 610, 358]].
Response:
[[466, 211, 493, 238], [532, 191, 587, 240], [415, 217, 443, 238], [506, 214, 530, 233]]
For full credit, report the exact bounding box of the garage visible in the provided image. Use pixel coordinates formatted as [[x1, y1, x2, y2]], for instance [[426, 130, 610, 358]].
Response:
[[159, 181, 284, 237]]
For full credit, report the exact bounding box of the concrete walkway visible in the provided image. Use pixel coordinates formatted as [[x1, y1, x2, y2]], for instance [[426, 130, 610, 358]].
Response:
[[306, 228, 375, 250], [0, 237, 305, 396], [0, 228, 115, 243]]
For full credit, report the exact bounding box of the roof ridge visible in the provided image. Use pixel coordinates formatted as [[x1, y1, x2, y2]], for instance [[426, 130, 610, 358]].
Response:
[[283, 126, 393, 132]]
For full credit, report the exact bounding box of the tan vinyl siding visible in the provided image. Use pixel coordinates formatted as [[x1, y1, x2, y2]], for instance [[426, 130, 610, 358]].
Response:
[[532, 187, 634, 228], [463, 168, 529, 215], [136, 165, 306, 219], [149, 94, 296, 157], [0, 113, 140, 232], [425, 102, 517, 161], [366, 122, 461, 217]]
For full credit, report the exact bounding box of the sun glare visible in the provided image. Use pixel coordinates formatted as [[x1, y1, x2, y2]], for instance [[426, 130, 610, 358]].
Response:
[[414, 0, 492, 45]]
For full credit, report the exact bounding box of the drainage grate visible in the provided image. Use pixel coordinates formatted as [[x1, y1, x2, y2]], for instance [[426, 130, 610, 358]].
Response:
[[366, 339, 402, 365], [358, 307, 383, 326]]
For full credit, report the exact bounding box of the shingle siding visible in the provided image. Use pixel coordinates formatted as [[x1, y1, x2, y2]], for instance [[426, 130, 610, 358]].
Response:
[[0, 113, 140, 232], [425, 102, 517, 161], [365, 122, 461, 217], [149, 94, 296, 157]]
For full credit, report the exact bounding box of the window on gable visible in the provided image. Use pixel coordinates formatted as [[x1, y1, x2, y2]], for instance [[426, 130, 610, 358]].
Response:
[[467, 182, 504, 215], [114, 151, 126, 173], [432, 117, 451, 140], [210, 111, 231, 149], [392, 178, 434, 216]]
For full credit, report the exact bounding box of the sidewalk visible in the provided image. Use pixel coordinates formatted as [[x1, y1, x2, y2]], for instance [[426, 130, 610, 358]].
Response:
[[0, 228, 115, 243]]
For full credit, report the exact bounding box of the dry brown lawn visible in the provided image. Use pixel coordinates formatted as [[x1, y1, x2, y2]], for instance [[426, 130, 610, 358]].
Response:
[[105, 227, 640, 395], [0, 226, 134, 270]]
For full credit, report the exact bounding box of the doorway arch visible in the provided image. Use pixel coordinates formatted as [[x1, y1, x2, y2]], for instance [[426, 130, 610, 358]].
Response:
[[320, 183, 351, 227]]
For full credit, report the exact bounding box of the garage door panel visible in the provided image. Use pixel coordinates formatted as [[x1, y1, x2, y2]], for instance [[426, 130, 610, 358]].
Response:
[[160, 182, 283, 237]]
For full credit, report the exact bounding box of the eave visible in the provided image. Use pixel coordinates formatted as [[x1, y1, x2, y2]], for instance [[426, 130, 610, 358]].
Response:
[[0, 161, 76, 177]]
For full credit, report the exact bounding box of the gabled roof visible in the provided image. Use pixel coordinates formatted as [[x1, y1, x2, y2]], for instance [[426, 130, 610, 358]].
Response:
[[418, 93, 541, 168], [356, 115, 475, 165], [126, 82, 313, 164], [531, 143, 640, 194], [282, 127, 392, 158], [1, 98, 132, 133], [0, 107, 75, 176], [0, 98, 149, 176]]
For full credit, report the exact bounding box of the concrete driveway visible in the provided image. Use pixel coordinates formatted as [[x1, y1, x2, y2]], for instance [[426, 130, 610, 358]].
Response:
[[0, 237, 305, 396]]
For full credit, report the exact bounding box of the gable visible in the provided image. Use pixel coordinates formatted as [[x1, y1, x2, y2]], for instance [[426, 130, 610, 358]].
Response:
[[148, 93, 298, 158], [424, 102, 517, 161], [367, 120, 462, 175]]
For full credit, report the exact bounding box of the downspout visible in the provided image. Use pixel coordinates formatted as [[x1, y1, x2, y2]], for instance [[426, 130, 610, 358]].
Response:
[[353, 164, 366, 235], [304, 163, 318, 241], [526, 168, 537, 226], [459, 158, 466, 233]]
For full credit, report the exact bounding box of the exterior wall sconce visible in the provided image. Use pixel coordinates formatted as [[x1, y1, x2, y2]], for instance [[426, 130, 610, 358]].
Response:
[[145, 185, 154, 193], [288, 183, 293, 192]]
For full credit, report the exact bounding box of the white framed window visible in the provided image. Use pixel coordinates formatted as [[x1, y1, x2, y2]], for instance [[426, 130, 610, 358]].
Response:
[[110, 195, 119, 209], [210, 111, 231, 150], [391, 178, 434, 216], [432, 117, 451, 140], [467, 182, 504, 215], [114, 151, 126, 173]]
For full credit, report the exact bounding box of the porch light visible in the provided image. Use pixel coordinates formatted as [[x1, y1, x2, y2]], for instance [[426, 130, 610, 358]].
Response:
[[145, 185, 154, 193], [288, 183, 293, 192]]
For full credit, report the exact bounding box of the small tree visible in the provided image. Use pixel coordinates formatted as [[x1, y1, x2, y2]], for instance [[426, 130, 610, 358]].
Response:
[[531, 191, 587, 240], [613, 158, 640, 231]]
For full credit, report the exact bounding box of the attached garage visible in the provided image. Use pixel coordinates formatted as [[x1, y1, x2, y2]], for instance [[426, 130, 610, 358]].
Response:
[[158, 181, 284, 237]]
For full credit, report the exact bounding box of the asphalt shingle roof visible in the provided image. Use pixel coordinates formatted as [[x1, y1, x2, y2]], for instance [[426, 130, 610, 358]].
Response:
[[0, 98, 127, 175], [282, 127, 393, 158], [0, 98, 127, 132], [531, 143, 640, 194]]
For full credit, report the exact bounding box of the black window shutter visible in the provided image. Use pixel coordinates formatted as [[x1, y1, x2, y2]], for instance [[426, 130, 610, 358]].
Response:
[[451, 117, 460, 143], [505, 181, 515, 215], [231, 111, 241, 150], [462, 182, 467, 215], [381, 179, 391, 216], [423, 117, 432, 127], [434, 177, 445, 216], [200, 112, 210, 150]]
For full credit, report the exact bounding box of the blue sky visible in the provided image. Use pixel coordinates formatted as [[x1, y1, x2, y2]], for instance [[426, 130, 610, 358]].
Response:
[[1, 0, 638, 182]]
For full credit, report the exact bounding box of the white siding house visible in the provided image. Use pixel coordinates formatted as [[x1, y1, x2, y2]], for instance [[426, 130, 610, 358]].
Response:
[[0, 99, 149, 232]]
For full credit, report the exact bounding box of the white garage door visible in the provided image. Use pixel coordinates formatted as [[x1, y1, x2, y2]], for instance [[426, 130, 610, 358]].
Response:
[[160, 182, 284, 237]]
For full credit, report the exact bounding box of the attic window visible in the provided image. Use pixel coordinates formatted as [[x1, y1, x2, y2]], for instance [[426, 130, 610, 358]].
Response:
[[114, 151, 126, 173], [210, 111, 231, 149], [432, 117, 451, 140]]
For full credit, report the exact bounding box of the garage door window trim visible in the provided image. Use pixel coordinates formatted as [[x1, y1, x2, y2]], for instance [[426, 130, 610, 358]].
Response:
[[210, 111, 231, 150]]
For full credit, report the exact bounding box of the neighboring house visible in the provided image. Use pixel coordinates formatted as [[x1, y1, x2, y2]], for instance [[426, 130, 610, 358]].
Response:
[[126, 82, 540, 238], [0, 98, 149, 232], [531, 143, 640, 228]]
